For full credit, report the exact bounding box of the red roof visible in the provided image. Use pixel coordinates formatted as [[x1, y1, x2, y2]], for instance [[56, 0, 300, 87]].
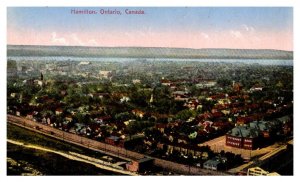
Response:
[[156, 123, 167, 128], [212, 112, 223, 118], [56, 108, 63, 112]]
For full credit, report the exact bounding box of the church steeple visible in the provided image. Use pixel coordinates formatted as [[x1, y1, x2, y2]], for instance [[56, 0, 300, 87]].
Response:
[[149, 94, 154, 103]]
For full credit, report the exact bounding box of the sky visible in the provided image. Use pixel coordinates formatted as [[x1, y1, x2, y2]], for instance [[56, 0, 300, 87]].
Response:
[[7, 7, 293, 51]]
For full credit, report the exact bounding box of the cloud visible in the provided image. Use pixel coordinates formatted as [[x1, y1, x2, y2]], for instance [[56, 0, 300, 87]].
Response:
[[70, 33, 84, 46], [51, 32, 99, 46], [242, 24, 255, 32], [230, 30, 242, 39], [88, 39, 98, 46], [201, 32, 210, 39], [51, 32, 68, 45]]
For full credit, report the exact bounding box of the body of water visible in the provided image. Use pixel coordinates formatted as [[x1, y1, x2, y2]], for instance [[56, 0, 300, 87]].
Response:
[[8, 56, 293, 66]]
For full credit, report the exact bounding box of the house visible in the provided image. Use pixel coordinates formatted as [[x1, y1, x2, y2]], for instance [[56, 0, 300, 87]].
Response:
[[203, 158, 222, 171], [277, 115, 291, 124], [212, 121, 232, 131], [60, 90, 67, 96], [10, 93, 17, 98], [91, 93, 110, 99], [34, 79, 43, 87], [155, 123, 167, 133], [212, 111, 224, 118], [202, 120, 213, 128], [78, 61, 91, 65], [184, 99, 199, 110], [196, 80, 217, 88], [74, 123, 87, 135], [247, 167, 280, 176], [161, 79, 172, 86], [247, 167, 268, 175], [221, 109, 231, 115], [172, 91, 189, 101], [99, 70, 112, 79], [232, 82, 242, 92], [177, 135, 188, 144], [65, 115, 73, 122], [120, 96, 130, 103], [283, 121, 293, 135], [105, 135, 125, 148], [236, 117, 254, 126], [41, 117, 51, 125], [55, 108, 63, 115], [62, 120, 72, 131], [42, 117, 47, 124], [93, 118, 104, 125], [156, 142, 164, 150], [250, 86, 263, 92], [132, 109, 145, 118], [132, 79, 141, 84], [204, 124, 215, 134], [94, 116, 111, 124], [85, 124, 96, 136], [126, 157, 154, 172], [26, 113, 34, 120]]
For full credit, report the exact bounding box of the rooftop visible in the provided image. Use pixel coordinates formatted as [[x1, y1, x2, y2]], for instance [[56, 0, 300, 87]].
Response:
[[228, 125, 259, 138]]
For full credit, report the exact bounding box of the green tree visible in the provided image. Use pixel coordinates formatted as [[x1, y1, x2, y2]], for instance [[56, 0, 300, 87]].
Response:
[[175, 109, 196, 120]]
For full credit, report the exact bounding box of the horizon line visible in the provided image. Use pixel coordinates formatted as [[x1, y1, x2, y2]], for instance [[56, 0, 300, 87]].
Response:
[[7, 44, 293, 52]]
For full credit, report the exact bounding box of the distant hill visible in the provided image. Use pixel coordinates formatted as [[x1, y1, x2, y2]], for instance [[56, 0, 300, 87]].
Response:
[[7, 45, 293, 60]]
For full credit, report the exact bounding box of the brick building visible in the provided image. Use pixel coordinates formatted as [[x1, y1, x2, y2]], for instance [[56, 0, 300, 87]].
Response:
[[105, 136, 125, 148], [126, 157, 154, 172], [226, 118, 286, 150], [226, 125, 260, 150]]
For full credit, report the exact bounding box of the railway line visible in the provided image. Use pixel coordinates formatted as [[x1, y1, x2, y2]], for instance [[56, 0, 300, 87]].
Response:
[[7, 114, 229, 175]]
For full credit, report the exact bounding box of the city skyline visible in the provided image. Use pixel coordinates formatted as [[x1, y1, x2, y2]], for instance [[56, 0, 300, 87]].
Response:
[[7, 7, 293, 51]]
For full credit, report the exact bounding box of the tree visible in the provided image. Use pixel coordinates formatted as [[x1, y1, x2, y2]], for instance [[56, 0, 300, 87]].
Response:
[[75, 113, 85, 124], [217, 78, 231, 87], [115, 112, 131, 121], [175, 109, 195, 120], [41, 110, 54, 118]]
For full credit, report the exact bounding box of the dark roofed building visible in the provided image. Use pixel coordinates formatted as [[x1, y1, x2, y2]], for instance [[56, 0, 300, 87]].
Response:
[[203, 157, 225, 171], [250, 121, 271, 138], [226, 125, 260, 150]]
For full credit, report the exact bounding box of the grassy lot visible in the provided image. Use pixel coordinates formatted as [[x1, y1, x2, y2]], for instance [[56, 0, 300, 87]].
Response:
[[7, 143, 120, 175], [7, 123, 123, 162]]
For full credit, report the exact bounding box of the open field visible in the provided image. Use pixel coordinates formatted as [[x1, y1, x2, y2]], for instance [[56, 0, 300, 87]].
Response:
[[7, 142, 124, 175], [7, 123, 132, 175], [7, 123, 124, 162]]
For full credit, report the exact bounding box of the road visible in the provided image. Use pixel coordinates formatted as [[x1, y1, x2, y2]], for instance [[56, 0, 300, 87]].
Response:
[[228, 140, 292, 174]]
